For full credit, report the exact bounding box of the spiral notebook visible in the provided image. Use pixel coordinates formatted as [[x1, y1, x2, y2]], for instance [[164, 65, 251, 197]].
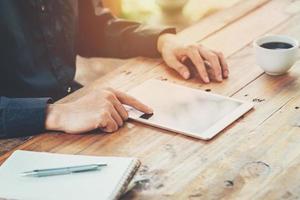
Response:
[[0, 150, 140, 200]]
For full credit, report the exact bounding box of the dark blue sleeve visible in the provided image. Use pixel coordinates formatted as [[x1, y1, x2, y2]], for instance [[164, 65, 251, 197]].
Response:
[[77, 0, 176, 58], [0, 97, 51, 138]]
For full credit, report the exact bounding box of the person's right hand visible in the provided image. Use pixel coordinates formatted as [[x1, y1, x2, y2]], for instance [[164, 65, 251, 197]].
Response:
[[45, 88, 153, 134]]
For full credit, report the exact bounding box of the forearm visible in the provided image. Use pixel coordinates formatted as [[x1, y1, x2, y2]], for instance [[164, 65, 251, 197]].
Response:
[[102, 22, 176, 58], [77, 0, 176, 58]]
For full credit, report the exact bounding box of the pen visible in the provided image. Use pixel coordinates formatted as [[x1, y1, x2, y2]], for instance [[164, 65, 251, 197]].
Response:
[[20, 164, 107, 177]]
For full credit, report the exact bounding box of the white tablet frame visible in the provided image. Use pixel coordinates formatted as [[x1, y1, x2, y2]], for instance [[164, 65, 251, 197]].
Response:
[[127, 79, 254, 140]]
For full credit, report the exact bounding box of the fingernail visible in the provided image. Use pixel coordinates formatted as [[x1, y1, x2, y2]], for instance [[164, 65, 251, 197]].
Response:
[[225, 70, 229, 77], [218, 75, 223, 81], [183, 72, 190, 79], [147, 107, 154, 114], [204, 77, 210, 83]]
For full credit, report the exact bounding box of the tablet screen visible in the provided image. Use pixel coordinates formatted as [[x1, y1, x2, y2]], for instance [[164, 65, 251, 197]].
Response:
[[127, 79, 253, 140]]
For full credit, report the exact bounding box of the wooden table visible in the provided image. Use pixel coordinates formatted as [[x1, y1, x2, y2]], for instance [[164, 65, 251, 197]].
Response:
[[1, 0, 300, 199]]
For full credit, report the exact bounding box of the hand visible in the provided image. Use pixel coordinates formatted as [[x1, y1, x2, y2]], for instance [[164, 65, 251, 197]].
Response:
[[45, 88, 153, 134], [157, 33, 229, 83]]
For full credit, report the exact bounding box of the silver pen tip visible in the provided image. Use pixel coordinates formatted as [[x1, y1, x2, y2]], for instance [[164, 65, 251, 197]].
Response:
[[20, 172, 35, 176]]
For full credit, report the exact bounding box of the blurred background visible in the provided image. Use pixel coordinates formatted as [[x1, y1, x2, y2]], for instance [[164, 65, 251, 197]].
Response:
[[101, 0, 242, 30]]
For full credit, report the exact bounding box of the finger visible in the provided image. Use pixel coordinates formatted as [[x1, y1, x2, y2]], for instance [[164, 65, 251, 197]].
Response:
[[180, 55, 188, 63], [114, 90, 153, 114], [113, 99, 129, 121], [98, 115, 108, 129], [101, 114, 118, 133], [214, 51, 229, 78], [185, 46, 210, 83], [164, 53, 190, 79], [110, 106, 124, 127], [198, 46, 223, 82], [102, 89, 128, 120], [111, 98, 129, 121]]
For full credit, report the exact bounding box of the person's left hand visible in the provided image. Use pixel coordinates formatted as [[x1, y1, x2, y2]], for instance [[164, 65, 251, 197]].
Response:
[[157, 33, 229, 83]]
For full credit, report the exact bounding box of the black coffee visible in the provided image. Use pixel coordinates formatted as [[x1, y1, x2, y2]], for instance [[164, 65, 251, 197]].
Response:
[[260, 42, 293, 49]]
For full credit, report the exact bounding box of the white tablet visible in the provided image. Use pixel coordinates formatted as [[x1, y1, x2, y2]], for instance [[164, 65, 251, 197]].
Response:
[[126, 79, 254, 140]]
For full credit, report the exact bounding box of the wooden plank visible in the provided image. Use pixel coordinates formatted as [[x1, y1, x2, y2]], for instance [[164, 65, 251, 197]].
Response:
[[0, 137, 29, 156], [175, 95, 300, 200], [75, 56, 131, 86], [200, 0, 298, 57], [172, 14, 300, 199], [255, 153, 300, 199], [178, 0, 270, 43]]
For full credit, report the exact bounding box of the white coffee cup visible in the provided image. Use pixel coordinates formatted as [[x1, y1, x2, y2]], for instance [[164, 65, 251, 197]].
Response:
[[254, 35, 299, 75]]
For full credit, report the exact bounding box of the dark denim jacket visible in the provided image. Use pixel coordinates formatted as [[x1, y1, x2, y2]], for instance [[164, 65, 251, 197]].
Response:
[[0, 0, 175, 138]]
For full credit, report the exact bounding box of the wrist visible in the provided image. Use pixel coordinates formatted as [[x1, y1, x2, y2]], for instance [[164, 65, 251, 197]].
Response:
[[45, 104, 65, 131], [157, 33, 177, 53]]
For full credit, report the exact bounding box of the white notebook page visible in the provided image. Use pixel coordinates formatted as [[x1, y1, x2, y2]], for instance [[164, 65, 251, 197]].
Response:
[[0, 150, 137, 200]]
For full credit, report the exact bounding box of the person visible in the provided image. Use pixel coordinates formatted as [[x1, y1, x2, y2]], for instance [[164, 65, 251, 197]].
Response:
[[0, 0, 229, 138]]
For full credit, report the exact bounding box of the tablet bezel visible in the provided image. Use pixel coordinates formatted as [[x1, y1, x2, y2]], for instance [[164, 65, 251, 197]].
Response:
[[127, 79, 254, 140]]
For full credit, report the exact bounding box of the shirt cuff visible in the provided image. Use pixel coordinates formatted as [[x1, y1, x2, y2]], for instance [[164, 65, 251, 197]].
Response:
[[105, 22, 177, 58], [144, 26, 177, 58], [0, 97, 51, 138]]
